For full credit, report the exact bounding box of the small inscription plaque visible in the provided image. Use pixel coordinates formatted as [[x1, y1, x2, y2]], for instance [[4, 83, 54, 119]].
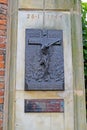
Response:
[[25, 99, 64, 113], [25, 29, 64, 90]]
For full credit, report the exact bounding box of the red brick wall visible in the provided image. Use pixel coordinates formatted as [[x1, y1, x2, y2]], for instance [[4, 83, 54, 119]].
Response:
[[0, 0, 8, 129]]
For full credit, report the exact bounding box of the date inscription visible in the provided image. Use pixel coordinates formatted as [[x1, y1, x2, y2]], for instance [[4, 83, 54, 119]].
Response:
[[27, 13, 63, 20]]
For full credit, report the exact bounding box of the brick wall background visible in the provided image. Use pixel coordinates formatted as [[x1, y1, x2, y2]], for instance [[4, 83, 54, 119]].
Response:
[[0, 0, 7, 129]]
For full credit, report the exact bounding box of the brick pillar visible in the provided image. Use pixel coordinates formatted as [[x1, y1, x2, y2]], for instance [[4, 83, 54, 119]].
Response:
[[0, 0, 8, 129]]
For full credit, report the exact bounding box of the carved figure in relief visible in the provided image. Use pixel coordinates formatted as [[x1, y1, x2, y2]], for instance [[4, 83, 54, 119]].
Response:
[[25, 29, 64, 90], [39, 46, 50, 80]]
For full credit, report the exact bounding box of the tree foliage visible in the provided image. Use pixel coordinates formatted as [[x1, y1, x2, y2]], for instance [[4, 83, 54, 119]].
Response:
[[81, 2, 87, 117], [82, 2, 87, 86]]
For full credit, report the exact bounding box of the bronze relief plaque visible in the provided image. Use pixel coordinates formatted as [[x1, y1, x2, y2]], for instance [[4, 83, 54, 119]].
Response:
[[25, 29, 64, 90], [25, 99, 64, 113]]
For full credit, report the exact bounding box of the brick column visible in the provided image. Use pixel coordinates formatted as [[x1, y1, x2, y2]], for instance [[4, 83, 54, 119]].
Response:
[[0, 0, 8, 129]]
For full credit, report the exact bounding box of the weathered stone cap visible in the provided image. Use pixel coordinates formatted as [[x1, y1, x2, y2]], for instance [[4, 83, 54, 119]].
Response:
[[18, 0, 80, 11]]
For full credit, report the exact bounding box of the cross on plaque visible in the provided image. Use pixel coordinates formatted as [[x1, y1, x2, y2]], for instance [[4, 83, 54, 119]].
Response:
[[27, 29, 62, 49], [25, 29, 64, 91]]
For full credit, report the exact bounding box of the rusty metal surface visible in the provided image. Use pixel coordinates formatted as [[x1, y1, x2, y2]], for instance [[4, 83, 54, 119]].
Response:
[[25, 29, 64, 90], [25, 99, 64, 112]]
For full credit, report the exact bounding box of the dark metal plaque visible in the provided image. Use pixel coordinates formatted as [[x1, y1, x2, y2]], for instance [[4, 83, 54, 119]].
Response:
[[25, 99, 64, 113], [25, 29, 64, 90]]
